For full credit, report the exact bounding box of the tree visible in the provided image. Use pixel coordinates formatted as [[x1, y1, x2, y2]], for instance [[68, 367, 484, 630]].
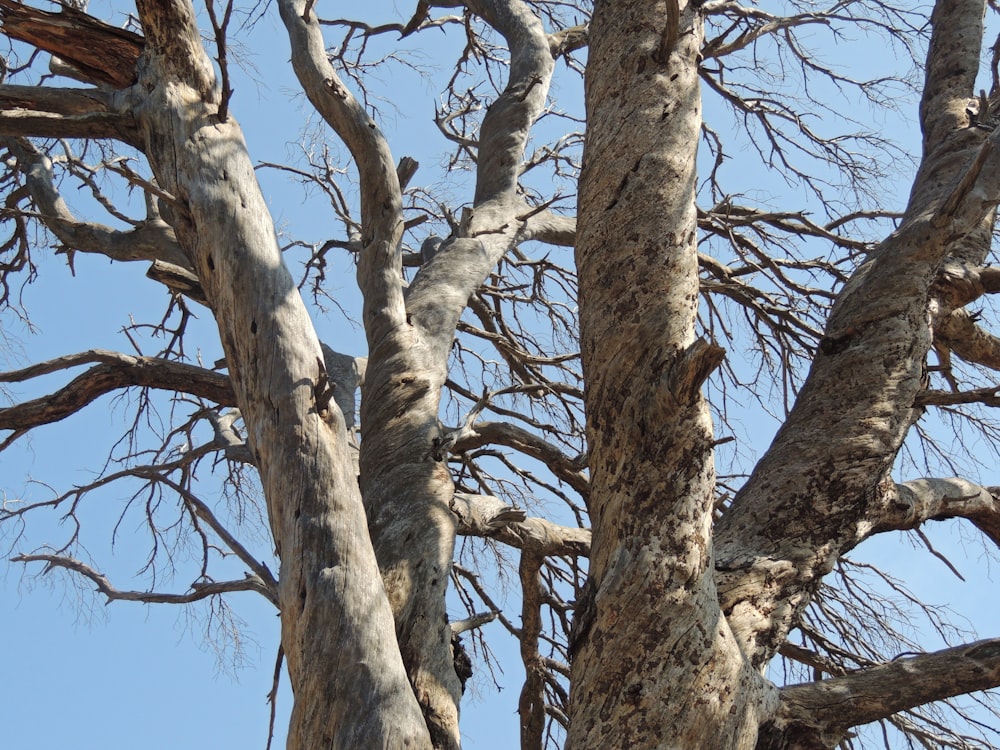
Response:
[[2, 0, 1000, 747]]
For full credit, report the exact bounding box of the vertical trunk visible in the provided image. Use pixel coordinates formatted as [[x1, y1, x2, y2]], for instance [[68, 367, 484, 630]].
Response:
[[131, 2, 432, 747], [276, 3, 461, 744], [568, 1, 770, 746], [359, 328, 464, 750]]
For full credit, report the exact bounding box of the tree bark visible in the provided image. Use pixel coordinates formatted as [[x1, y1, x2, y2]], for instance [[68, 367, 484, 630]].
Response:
[[129, 2, 432, 747], [568, 1, 771, 746], [759, 639, 1000, 749], [5, 0, 1000, 747], [714, 0, 999, 670]]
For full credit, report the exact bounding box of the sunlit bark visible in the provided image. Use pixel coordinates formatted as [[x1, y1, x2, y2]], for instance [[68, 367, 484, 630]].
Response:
[[3, 0, 1000, 748]]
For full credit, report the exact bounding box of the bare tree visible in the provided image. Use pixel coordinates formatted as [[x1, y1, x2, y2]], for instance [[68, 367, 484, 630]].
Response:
[[2, 0, 1000, 748]]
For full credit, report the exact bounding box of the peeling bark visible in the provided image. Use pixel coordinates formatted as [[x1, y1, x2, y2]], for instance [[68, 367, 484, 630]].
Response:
[[0, 0, 142, 88]]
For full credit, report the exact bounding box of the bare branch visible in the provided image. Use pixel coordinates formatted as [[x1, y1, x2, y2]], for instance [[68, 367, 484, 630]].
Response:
[[5, 138, 188, 266], [0, 0, 143, 88], [450, 491, 590, 556], [204, 0, 234, 121], [146, 260, 208, 305], [0, 350, 235, 434], [277, 0, 407, 343], [521, 210, 575, 246], [935, 308, 1000, 370], [11, 553, 276, 605], [916, 385, 1000, 407], [449, 610, 498, 635], [872, 477, 1000, 549], [463, 0, 554, 205], [0, 83, 138, 143], [519, 551, 546, 750], [765, 639, 1000, 745], [452, 420, 588, 498]]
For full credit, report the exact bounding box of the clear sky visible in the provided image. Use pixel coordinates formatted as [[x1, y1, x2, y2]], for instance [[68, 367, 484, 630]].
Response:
[[2, 1, 999, 749]]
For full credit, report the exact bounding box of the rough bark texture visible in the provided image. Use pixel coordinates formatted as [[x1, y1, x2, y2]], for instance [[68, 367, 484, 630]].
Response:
[[276, 2, 462, 743], [568, 1, 770, 746], [714, 0, 997, 670], [5, 0, 1000, 748], [0, 0, 142, 87], [760, 639, 1000, 749]]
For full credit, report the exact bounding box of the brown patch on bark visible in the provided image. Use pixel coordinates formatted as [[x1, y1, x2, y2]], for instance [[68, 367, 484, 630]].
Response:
[[0, 1, 143, 88]]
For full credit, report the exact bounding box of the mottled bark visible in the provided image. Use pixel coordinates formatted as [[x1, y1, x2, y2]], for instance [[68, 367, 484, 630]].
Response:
[[568, 0, 769, 746], [714, 0, 1000, 670], [277, 0, 560, 745], [5, 0, 1000, 747], [874, 477, 1000, 547]]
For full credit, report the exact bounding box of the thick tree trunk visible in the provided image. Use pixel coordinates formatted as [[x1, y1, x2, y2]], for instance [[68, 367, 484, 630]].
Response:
[[713, 0, 997, 670], [7, 1, 1000, 748], [130, 3, 432, 748], [275, 3, 464, 744], [568, 1, 770, 746]]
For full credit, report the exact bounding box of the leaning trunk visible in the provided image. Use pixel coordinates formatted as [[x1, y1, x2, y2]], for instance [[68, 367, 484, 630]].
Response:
[[130, 3, 432, 747]]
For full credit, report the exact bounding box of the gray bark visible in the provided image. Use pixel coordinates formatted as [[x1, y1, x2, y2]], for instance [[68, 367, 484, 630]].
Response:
[[568, 1, 771, 746], [128, 3, 432, 747], [276, 0, 558, 744], [4, 0, 1000, 747], [714, 0, 1000, 672]]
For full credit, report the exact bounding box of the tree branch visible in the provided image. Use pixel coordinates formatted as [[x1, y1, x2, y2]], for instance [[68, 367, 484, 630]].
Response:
[[518, 550, 546, 750], [0, 350, 235, 434], [0, 1, 143, 89], [404, 0, 556, 355], [521, 210, 576, 246], [713, 0, 1000, 671], [6, 138, 188, 267], [153, 473, 279, 605], [934, 308, 1000, 369], [0, 84, 138, 144], [871, 477, 1000, 549], [915, 385, 1000, 407], [11, 553, 276, 605], [917, 0, 985, 157], [146, 260, 208, 305], [764, 639, 1000, 746], [450, 491, 590, 556], [451, 420, 589, 498], [277, 0, 407, 344], [463, 0, 554, 205]]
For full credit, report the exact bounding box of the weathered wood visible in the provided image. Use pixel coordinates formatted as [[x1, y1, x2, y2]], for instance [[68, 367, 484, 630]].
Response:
[[0, 1, 142, 88]]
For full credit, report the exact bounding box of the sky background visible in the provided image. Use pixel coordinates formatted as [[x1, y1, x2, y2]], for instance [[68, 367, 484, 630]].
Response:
[[2, 1, 999, 749]]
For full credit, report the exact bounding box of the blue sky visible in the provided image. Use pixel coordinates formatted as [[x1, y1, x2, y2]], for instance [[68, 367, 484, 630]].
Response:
[[2, 1, 999, 748]]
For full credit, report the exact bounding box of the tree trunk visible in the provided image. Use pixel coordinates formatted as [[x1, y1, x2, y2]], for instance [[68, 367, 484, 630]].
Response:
[[568, 1, 771, 746], [130, 3, 432, 747]]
